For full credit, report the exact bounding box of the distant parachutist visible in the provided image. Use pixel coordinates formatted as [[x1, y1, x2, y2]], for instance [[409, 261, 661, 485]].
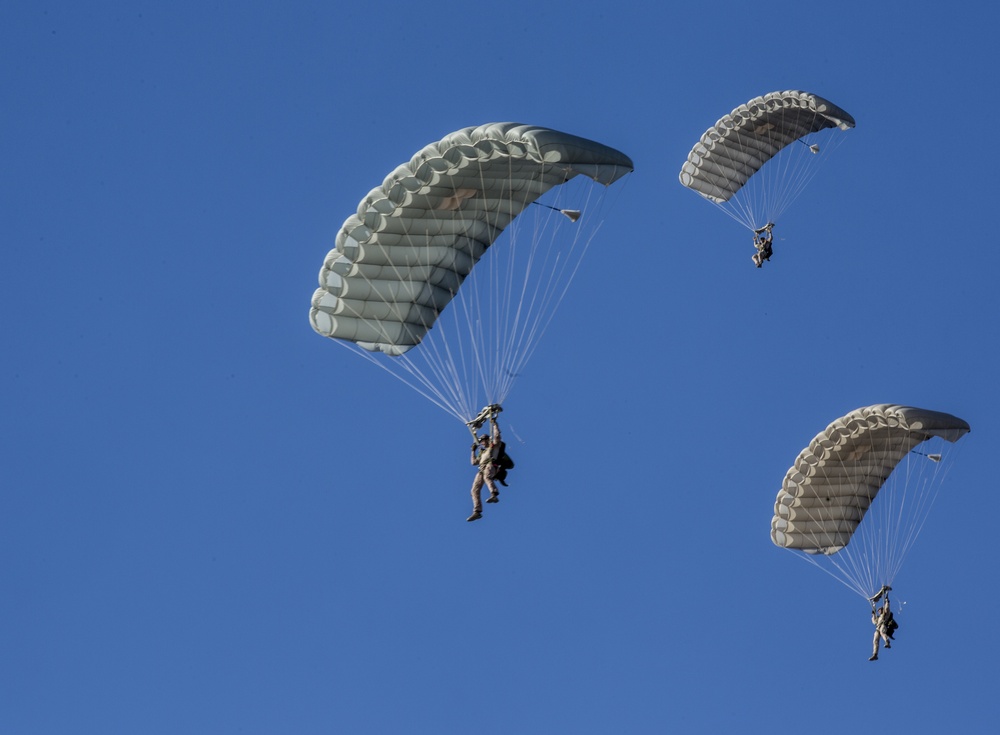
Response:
[[465, 405, 513, 522], [751, 223, 774, 268], [868, 586, 899, 661]]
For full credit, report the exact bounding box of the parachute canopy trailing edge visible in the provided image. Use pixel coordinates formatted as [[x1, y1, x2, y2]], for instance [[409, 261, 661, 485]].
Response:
[[311, 123, 634, 357], [679, 90, 855, 204], [771, 404, 970, 556]]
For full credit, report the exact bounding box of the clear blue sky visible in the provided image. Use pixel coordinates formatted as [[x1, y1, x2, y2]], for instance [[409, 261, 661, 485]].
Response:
[[3, 2, 997, 733]]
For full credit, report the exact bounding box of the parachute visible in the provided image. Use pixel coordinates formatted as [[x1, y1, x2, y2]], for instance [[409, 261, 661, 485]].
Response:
[[310, 123, 633, 424], [679, 90, 854, 233], [770, 404, 970, 599]]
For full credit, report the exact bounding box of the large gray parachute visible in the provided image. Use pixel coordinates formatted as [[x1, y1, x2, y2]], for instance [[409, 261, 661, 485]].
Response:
[[311, 123, 633, 356], [679, 90, 855, 205], [771, 404, 970, 556]]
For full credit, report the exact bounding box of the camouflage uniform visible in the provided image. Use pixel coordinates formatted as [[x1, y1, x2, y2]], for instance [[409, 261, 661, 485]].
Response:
[[870, 602, 896, 660], [469, 419, 501, 518]]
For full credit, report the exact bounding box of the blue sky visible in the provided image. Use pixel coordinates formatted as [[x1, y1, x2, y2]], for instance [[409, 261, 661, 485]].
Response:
[[3, 2, 998, 733]]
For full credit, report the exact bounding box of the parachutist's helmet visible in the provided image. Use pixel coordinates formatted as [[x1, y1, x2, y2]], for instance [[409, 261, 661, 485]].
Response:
[[479, 434, 490, 444]]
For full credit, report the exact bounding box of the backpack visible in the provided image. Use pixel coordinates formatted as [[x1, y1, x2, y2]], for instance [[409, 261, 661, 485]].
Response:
[[492, 441, 515, 486]]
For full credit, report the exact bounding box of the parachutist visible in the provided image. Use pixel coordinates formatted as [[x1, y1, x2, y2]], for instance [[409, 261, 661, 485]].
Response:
[[869, 593, 898, 661], [468, 412, 502, 521], [751, 223, 774, 268]]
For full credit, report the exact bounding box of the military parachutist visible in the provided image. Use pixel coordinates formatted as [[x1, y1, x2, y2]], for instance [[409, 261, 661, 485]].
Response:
[[466, 405, 503, 522], [751, 223, 774, 268], [868, 586, 899, 661]]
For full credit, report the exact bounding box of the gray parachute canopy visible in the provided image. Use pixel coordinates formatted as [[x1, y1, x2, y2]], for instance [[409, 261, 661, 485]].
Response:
[[771, 404, 970, 555], [310, 123, 633, 356], [679, 90, 855, 204]]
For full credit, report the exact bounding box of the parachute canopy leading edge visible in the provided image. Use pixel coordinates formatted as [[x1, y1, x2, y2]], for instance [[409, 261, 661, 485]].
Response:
[[311, 123, 634, 357]]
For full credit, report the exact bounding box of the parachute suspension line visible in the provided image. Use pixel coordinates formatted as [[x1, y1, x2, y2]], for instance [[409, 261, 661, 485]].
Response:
[[891, 441, 960, 580], [486, 170, 609, 406], [511, 169, 631, 384], [795, 551, 872, 599], [343, 342, 468, 423], [501, 180, 595, 387], [487, 160, 535, 407], [793, 432, 963, 602]]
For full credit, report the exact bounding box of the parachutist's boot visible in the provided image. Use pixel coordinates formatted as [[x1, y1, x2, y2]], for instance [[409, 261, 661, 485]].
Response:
[[467, 511, 483, 522], [869, 654, 878, 661], [486, 492, 499, 504]]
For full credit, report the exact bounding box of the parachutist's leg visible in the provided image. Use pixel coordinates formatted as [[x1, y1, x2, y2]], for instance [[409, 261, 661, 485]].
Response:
[[484, 466, 499, 503], [870, 630, 881, 661], [470, 472, 485, 517]]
